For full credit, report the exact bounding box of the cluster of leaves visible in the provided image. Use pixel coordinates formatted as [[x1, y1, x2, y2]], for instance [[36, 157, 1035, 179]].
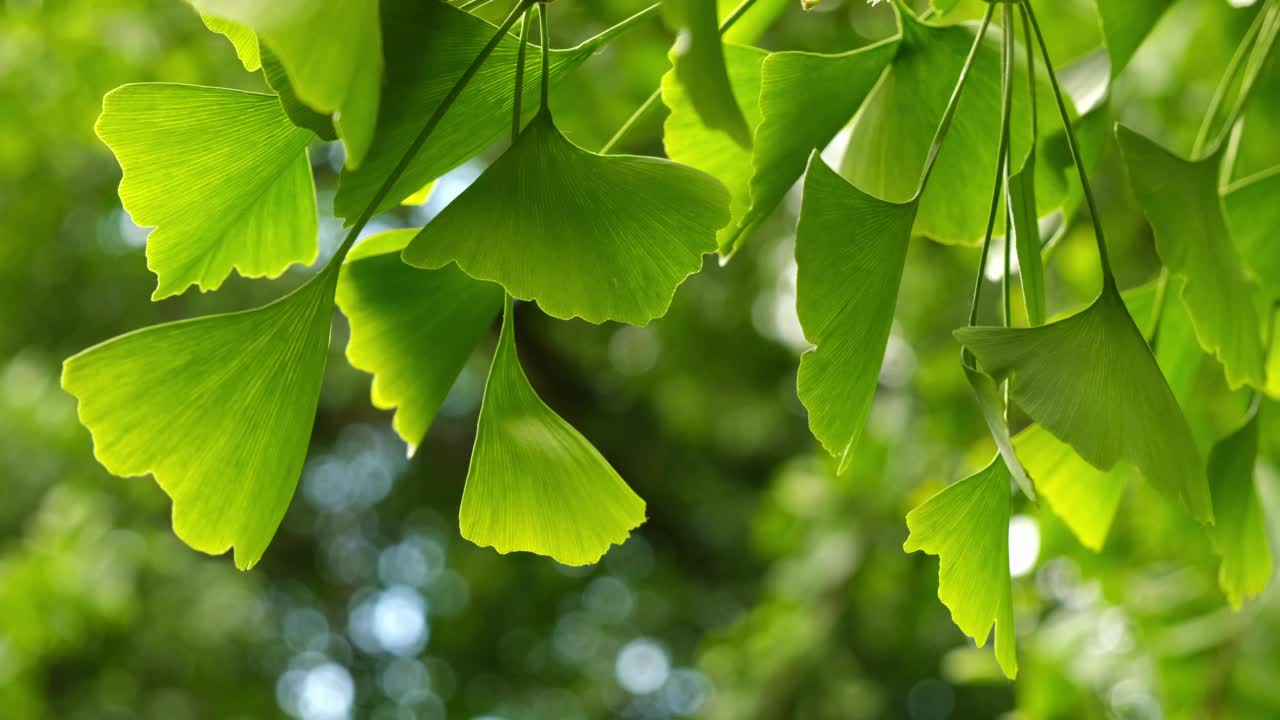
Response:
[[62, 0, 1279, 683]]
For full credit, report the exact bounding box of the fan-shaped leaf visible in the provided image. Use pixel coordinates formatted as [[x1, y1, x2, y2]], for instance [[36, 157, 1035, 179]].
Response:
[[963, 363, 1036, 501], [1117, 125, 1264, 390], [795, 155, 917, 473], [336, 230, 502, 452], [1014, 424, 1128, 551], [839, 6, 1038, 245], [95, 83, 317, 300], [904, 456, 1017, 679], [1224, 166, 1280, 298], [61, 268, 339, 570], [403, 111, 729, 325], [665, 0, 752, 147], [1207, 406, 1272, 608], [461, 300, 646, 566], [335, 1, 630, 222], [261, 46, 337, 141], [192, 0, 381, 169], [955, 286, 1214, 524]]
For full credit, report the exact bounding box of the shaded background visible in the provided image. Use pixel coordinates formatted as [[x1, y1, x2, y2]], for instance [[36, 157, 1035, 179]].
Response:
[[2, 0, 1280, 718]]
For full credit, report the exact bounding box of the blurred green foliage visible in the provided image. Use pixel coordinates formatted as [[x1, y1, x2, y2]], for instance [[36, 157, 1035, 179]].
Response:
[[2, 0, 1280, 719]]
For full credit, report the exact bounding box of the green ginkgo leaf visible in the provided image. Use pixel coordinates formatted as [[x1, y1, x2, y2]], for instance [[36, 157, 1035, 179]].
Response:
[[96, 83, 318, 300], [665, 0, 753, 147], [61, 267, 339, 570], [795, 155, 917, 473], [664, 38, 897, 254], [335, 1, 636, 222], [663, 43, 766, 250], [904, 456, 1017, 679], [955, 285, 1214, 525], [1096, 0, 1173, 77], [1117, 125, 1265, 390], [402, 110, 729, 325], [735, 37, 899, 253], [1224, 165, 1280, 298], [839, 5, 1039, 246], [198, 12, 260, 71], [1008, 149, 1046, 326], [192, 0, 381, 169], [336, 229, 502, 452], [261, 46, 337, 141], [963, 363, 1036, 501], [1014, 424, 1128, 551], [461, 299, 646, 566], [1206, 405, 1272, 608]]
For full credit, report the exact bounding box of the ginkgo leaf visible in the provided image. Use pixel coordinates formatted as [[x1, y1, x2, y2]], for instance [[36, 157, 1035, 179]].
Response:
[[735, 37, 899, 253], [1096, 0, 1173, 77], [402, 110, 729, 326], [904, 456, 1017, 679], [839, 5, 1041, 246], [795, 155, 917, 473], [665, 0, 753, 147], [663, 43, 766, 250], [955, 286, 1214, 524], [198, 12, 260, 72], [336, 229, 502, 452], [963, 363, 1036, 501], [61, 267, 339, 570], [664, 38, 898, 254], [1014, 424, 1128, 551], [401, 181, 435, 207], [261, 46, 337, 141], [1117, 125, 1264, 390], [1206, 405, 1272, 608], [96, 83, 318, 300], [335, 1, 638, 222], [460, 299, 646, 566], [1009, 149, 1046, 326], [1224, 165, 1280, 298], [192, 0, 381, 169]]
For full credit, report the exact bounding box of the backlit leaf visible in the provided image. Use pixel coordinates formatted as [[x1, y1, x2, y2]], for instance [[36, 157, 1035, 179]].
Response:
[[1009, 149, 1046, 326], [62, 268, 339, 570], [1206, 406, 1272, 608], [795, 155, 916, 473], [192, 0, 382, 168], [335, 1, 632, 223], [95, 83, 317, 300], [403, 110, 729, 325], [1117, 125, 1265, 390], [839, 6, 1039, 245], [904, 456, 1017, 679], [461, 300, 646, 566], [955, 286, 1214, 524], [665, 0, 753, 147], [1014, 424, 1128, 551], [336, 230, 502, 452], [261, 46, 337, 141], [963, 364, 1036, 501]]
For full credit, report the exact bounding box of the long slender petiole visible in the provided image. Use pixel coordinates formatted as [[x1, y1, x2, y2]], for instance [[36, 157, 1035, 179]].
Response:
[[512, 11, 534, 141], [964, 2, 1013, 328], [1021, 0, 1114, 290]]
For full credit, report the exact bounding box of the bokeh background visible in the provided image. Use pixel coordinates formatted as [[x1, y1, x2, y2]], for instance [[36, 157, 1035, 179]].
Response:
[[3, 0, 1280, 718]]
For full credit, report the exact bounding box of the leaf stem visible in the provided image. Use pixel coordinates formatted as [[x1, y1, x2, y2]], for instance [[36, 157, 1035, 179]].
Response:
[[513, 11, 534, 141], [914, 3, 996, 196], [333, 0, 536, 263], [965, 3, 1013, 328], [599, 0, 759, 155], [1021, 0, 1114, 291]]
